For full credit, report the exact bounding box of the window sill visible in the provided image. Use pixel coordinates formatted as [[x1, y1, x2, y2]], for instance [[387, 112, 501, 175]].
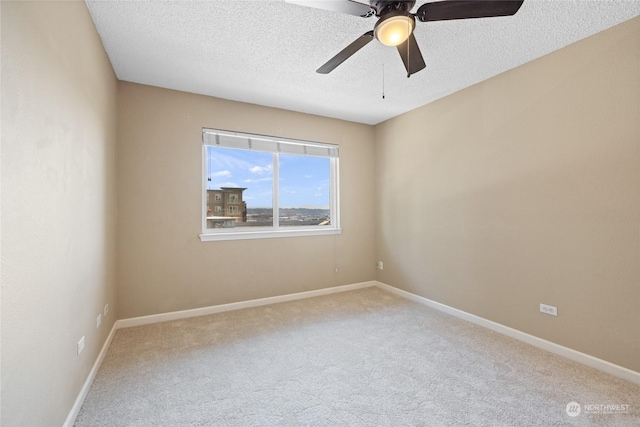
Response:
[[199, 227, 342, 242]]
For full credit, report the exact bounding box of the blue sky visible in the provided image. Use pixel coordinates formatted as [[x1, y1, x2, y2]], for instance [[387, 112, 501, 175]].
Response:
[[206, 147, 330, 209]]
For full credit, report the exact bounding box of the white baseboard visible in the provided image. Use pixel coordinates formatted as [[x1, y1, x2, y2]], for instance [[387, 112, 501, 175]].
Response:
[[63, 321, 118, 427], [117, 281, 377, 328], [375, 281, 640, 386]]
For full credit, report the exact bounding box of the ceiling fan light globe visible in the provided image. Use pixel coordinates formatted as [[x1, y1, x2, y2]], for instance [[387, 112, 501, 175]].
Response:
[[374, 14, 415, 47]]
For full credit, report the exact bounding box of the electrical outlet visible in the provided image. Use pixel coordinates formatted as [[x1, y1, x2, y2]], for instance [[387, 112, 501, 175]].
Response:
[[104, 303, 109, 317], [96, 314, 102, 328], [540, 303, 558, 316], [376, 261, 384, 270], [77, 336, 85, 355]]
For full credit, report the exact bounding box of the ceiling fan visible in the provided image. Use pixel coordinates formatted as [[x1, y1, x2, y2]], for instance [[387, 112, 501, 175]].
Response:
[[286, 0, 525, 77]]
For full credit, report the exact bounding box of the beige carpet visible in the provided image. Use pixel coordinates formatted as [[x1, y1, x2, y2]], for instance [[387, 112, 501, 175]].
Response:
[[74, 287, 639, 426]]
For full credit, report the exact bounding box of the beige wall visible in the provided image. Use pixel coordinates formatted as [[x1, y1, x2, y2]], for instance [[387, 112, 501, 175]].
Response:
[[1, 2, 637, 424], [1, 1, 118, 425], [117, 82, 376, 319], [375, 17, 640, 372]]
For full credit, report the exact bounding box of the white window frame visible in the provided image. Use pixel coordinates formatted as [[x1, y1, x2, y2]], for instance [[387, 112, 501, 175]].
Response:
[[200, 128, 341, 241]]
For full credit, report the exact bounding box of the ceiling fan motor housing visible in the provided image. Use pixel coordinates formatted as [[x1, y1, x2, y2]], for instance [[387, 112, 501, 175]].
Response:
[[371, 0, 416, 17]]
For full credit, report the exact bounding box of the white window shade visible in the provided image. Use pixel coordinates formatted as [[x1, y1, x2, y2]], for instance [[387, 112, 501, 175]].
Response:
[[203, 128, 338, 158]]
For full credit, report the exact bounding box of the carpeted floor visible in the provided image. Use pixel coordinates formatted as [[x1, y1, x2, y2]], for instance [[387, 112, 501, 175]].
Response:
[[74, 287, 639, 426]]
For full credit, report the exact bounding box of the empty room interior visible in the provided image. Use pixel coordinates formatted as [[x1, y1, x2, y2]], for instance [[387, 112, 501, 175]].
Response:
[[1, 0, 639, 425]]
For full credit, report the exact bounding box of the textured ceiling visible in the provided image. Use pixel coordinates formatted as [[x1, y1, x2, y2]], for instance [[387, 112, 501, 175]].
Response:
[[86, 0, 639, 125]]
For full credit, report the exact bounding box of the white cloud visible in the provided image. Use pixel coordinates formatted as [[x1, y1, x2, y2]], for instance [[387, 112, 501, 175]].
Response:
[[305, 174, 313, 179], [244, 177, 272, 183], [250, 165, 272, 174], [211, 170, 231, 178]]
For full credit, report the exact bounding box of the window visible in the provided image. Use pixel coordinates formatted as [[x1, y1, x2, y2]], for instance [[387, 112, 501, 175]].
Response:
[[201, 128, 340, 241]]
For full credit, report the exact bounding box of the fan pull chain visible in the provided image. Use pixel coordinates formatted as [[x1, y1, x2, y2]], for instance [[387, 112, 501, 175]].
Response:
[[382, 63, 385, 100]]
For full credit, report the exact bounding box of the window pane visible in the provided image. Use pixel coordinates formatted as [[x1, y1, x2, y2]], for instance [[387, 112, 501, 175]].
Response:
[[205, 146, 273, 228], [278, 154, 331, 227]]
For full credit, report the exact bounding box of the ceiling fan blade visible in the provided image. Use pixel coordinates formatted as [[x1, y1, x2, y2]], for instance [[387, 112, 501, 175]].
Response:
[[285, 0, 374, 17], [416, 0, 524, 22], [396, 33, 426, 77], [317, 31, 375, 74]]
